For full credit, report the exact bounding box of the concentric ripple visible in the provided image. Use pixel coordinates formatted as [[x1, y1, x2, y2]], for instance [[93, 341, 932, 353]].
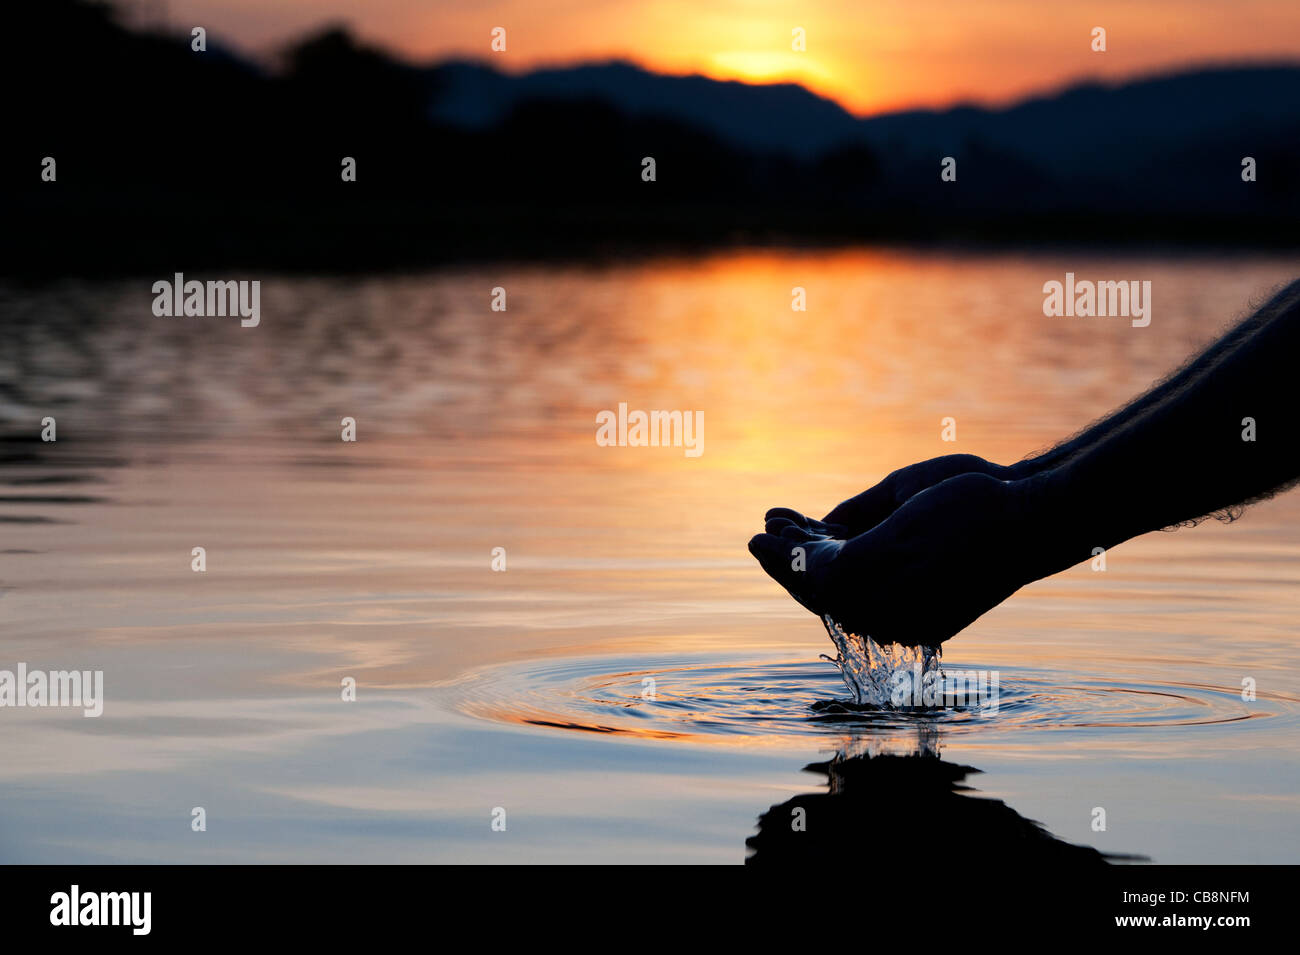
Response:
[[443, 651, 1296, 744]]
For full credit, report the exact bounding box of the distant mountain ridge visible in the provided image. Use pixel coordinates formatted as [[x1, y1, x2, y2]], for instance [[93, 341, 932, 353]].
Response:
[[8, 1, 1300, 273], [854, 65, 1300, 174], [426, 59, 865, 158], [426, 58, 1300, 170]]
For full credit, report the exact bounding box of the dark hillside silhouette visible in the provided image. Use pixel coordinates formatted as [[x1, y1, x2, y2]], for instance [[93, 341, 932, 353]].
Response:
[[5, 0, 1299, 274]]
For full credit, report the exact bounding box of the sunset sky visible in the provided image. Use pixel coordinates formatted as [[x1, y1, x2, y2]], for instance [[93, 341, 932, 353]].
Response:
[[169, 0, 1300, 115]]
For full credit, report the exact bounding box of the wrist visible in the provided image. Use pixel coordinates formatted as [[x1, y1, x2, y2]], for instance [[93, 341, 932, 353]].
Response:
[[1013, 466, 1114, 578], [1003, 455, 1048, 481]]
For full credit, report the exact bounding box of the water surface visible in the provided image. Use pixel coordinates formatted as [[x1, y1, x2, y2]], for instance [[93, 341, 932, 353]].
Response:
[[2, 249, 1298, 862]]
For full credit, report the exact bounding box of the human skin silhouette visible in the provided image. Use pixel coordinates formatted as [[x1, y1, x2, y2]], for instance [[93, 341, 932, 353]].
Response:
[[749, 278, 1300, 646]]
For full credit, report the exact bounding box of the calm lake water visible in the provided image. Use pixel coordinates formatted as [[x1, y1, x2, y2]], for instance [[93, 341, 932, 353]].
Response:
[[2, 248, 1298, 862]]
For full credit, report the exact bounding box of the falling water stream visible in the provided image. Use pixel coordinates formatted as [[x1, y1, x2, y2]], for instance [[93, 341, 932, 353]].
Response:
[[819, 615, 943, 708]]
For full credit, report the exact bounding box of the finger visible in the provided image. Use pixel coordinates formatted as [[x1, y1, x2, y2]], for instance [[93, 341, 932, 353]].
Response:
[[822, 483, 899, 533], [778, 523, 815, 542], [806, 518, 851, 538], [764, 506, 811, 526], [764, 515, 801, 535]]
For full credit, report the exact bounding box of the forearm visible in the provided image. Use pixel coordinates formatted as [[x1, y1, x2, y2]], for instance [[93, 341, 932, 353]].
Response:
[[1031, 291, 1300, 569], [1007, 279, 1300, 480]]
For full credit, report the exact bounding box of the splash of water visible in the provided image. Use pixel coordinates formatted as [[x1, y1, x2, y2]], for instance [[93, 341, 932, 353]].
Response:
[[821, 614, 941, 708]]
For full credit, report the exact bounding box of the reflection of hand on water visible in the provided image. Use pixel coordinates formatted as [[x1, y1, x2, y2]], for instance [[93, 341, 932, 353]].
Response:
[[746, 735, 1145, 866]]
